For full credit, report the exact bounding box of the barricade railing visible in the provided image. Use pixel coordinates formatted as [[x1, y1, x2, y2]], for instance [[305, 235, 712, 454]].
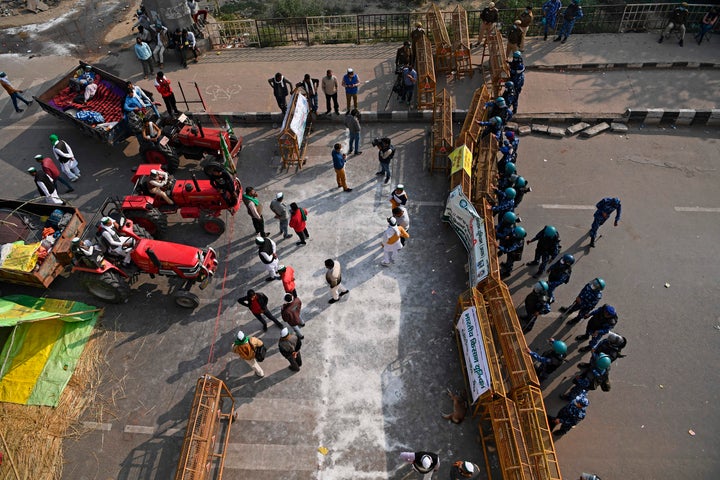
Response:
[[430, 89, 453, 174]]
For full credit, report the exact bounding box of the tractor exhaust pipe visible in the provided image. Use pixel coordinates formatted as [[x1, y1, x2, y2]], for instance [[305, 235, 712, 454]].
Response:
[[197, 120, 205, 138], [191, 174, 201, 192]]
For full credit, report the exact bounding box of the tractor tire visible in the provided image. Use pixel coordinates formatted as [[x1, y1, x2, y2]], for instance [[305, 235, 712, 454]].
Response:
[[140, 144, 181, 174], [132, 224, 153, 239], [202, 160, 226, 178], [80, 271, 131, 304], [174, 290, 200, 309], [125, 207, 168, 239], [201, 216, 225, 235]]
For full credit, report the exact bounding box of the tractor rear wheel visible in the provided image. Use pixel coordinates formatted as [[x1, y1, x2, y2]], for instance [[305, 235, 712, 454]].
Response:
[[201, 215, 225, 235], [125, 207, 168, 239], [80, 271, 131, 304], [132, 224, 153, 239], [140, 144, 181, 174], [174, 290, 200, 309]]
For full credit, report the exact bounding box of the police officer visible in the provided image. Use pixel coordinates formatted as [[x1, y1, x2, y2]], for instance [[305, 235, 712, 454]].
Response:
[[491, 187, 516, 219], [560, 353, 611, 401], [527, 338, 567, 383], [501, 80, 518, 113], [526, 225, 561, 277], [560, 277, 605, 325], [548, 391, 589, 437], [589, 197, 621, 247], [497, 163, 517, 191], [578, 331, 627, 369], [508, 51, 525, 98], [575, 304, 618, 352], [546, 253, 574, 303], [478, 115, 503, 140], [498, 225, 526, 278], [495, 211, 518, 243], [485, 96, 512, 124], [520, 280, 551, 333], [497, 138, 516, 174], [513, 176, 531, 208]]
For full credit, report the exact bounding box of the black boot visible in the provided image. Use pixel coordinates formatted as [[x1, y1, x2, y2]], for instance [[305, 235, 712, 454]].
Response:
[[679, 39, 684, 47], [554, 36, 562, 42], [658, 35, 664, 43]]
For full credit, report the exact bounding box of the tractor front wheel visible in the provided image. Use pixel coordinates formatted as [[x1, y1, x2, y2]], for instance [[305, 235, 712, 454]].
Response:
[[201, 215, 225, 235], [125, 207, 169, 239], [80, 271, 131, 304], [174, 290, 200, 309]]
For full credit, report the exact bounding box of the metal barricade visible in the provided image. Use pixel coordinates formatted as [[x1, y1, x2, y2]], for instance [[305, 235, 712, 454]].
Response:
[[430, 88, 453, 174]]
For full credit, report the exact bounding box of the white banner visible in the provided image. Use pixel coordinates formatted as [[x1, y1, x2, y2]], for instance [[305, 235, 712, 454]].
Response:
[[442, 185, 489, 285], [456, 307, 492, 402], [281, 92, 309, 149]]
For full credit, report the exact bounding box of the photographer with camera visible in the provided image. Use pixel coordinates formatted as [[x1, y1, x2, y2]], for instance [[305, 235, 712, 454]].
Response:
[[373, 137, 395, 185]]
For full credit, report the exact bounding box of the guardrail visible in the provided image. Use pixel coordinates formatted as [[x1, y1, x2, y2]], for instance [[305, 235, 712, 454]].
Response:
[[206, 3, 716, 49]]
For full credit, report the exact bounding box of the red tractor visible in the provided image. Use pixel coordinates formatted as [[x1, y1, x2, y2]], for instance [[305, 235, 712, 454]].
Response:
[[120, 161, 241, 238], [72, 199, 218, 308], [139, 114, 242, 173]]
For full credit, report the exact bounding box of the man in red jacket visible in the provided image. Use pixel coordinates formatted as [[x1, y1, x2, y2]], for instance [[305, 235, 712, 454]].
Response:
[[35, 154, 74, 193], [289, 202, 310, 246], [277, 265, 298, 298], [154, 71, 180, 116], [237, 289, 283, 331]]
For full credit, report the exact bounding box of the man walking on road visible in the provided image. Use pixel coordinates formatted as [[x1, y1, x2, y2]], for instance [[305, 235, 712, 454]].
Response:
[[281, 293, 305, 339], [256, 236, 280, 281], [526, 225, 561, 277], [589, 196, 621, 247], [50, 134, 81, 182], [289, 202, 311, 246], [134, 37, 154, 79], [27, 167, 63, 205], [548, 391, 589, 437], [325, 258, 349, 304], [278, 327, 303, 372], [341, 68, 359, 113], [542, 0, 562, 41], [0, 71, 33, 113], [238, 289, 283, 331], [575, 304, 618, 352], [268, 72, 293, 115], [381, 217, 409, 266], [243, 187, 266, 236], [560, 278, 605, 325], [554, 0, 584, 44], [331, 143, 353, 192], [344, 109, 362, 155], [232, 330, 264, 377], [35, 154, 74, 193], [270, 192, 292, 239], [546, 254, 574, 303]]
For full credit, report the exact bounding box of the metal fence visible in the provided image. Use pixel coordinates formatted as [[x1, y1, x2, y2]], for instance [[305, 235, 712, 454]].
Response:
[[206, 3, 716, 49]]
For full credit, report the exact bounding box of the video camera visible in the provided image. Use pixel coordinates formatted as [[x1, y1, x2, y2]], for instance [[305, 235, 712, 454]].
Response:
[[372, 137, 392, 149], [392, 66, 404, 95]]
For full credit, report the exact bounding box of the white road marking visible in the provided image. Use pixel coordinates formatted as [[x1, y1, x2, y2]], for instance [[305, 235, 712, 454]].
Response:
[[123, 425, 156, 435], [674, 206, 720, 213], [539, 204, 595, 210], [82, 421, 112, 431]]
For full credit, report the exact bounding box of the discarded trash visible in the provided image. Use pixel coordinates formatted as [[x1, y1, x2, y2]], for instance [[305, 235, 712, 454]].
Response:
[[688, 429, 696, 436], [664, 283, 670, 288], [543, 158, 547, 162], [318, 446, 329, 455], [659, 384, 664, 389]]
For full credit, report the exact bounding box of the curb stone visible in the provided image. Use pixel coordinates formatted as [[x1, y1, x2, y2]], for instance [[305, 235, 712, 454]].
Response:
[[581, 122, 611, 137], [527, 62, 720, 71]]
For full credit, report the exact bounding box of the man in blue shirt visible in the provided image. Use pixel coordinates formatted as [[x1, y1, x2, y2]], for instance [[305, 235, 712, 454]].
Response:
[[400, 65, 417, 106], [589, 196, 621, 247], [542, 0, 562, 41], [134, 37, 154, 79], [341, 68, 359, 113], [331, 143, 352, 192], [560, 277, 605, 325]]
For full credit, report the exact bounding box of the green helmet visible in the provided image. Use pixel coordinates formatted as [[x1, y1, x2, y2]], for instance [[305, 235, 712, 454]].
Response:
[[552, 340, 568, 355], [533, 280, 549, 293], [491, 116, 502, 124], [513, 51, 522, 58], [562, 254, 575, 265], [513, 226, 526, 238], [504, 163, 516, 175], [495, 97, 506, 107], [514, 176, 527, 188], [49, 134, 59, 143], [502, 211, 518, 224], [595, 353, 611, 370], [504, 187, 516, 199], [543, 225, 557, 238], [592, 277, 606, 290]]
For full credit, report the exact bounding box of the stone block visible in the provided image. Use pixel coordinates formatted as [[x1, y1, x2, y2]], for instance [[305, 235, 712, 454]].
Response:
[[547, 126, 565, 137], [706, 109, 720, 126], [531, 124, 548, 134], [505, 122, 519, 132], [580, 122, 610, 137], [610, 122, 628, 132], [566, 122, 590, 135], [518, 125, 532, 135]]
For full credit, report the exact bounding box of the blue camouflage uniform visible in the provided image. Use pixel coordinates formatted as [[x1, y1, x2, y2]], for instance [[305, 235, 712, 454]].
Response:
[[492, 190, 515, 217], [589, 197, 622, 242], [564, 364, 610, 400], [499, 234, 524, 276], [546, 259, 572, 301], [486, 101, 513, 124], [529, 348, 565, 382], [564, 282, 602, 322], [497, 143, 515, 173], [479, 120, 503, 140], [497, 174, 517, 192], [549, 391, 588, 436], [508, 58, 525, 96], [542, 0, 562, 38], [577, 304, 618, 350], [521, 290, 551, 333], [502, 84, 518, 113], [527, 229, 561, 274], [557, 2, 584, 41], [496, 221, 516, 241]]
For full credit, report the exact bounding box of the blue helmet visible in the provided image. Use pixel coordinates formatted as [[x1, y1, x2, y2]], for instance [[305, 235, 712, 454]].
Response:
[[504, 187, 517, 199], [502, 211, 518, 224], [592, 277, 606, 290], [595, 353, 612, 370], [552, 340, 568, 355], [504, 80, 514, 88], [604, 305, 616, 316], [514, 176, 527, 188], [543, 225, 558, 238], [495, 97, 506, 107], [513, 226, 526, 238], [504, 162, 516, 175], [533, 281, 549, 293], [513, 51, 522, 59], [562, 254, 575, 265]]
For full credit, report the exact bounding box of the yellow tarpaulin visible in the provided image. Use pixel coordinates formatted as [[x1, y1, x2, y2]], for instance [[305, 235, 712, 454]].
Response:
[[449, 145, 472, 176], [1, 242, 40, 272]]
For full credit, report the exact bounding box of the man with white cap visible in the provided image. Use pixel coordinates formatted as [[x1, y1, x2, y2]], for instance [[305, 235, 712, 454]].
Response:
[[278, 327, 302, 372], [34, 154, 74, 194], [381, 217, 409, 266], [449, 460, 481, 479], [27, 167, 64, 205], [49, 134, 81, 182], [99, 217, 134, 265], [232, 330, 265, 377], [400, 451, 439, 479], [148, 169, 174, 205], [390, 184, 408, 209], [255, 235, 280, 281], [269, 192, 292, 239], [341, 67, 359, 113]]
